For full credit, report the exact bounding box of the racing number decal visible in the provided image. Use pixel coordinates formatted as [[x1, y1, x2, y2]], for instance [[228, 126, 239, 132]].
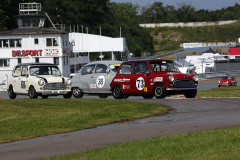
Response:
[[136, 77, 145, 90], [21, 81, 25, 89], [96, 75, 105, 88]]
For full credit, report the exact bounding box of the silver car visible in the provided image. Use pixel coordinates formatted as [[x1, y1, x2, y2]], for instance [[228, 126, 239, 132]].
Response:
[[71, 61, 122, 98]]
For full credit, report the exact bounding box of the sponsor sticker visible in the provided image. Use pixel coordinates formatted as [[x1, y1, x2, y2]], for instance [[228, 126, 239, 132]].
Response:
[[154, 77, 163, 82], [144, 87, 148, 92], [114, 78, 130, 82], [123, 85, 130, 89], [90, 84, 96, 88]]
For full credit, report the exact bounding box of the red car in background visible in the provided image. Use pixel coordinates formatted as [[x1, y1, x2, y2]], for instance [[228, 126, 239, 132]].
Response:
[[218, 76, 237, 87], [110, 59, 198, 99]]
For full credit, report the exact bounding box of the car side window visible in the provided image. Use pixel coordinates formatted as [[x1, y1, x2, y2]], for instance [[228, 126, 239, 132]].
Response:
[[13, 66, 21, 77], [95, 64, 107, 73], [81, 65, 95, 75], [21, 67, 28, 76], [119, 64, 133, 75], [134, 63, 149, 74]]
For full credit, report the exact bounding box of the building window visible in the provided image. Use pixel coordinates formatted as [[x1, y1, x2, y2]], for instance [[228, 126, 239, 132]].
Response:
[[0, 39, 22, 48], [34, 38, 39, 45], [0, 59, 10, 67], [18, 58, 22, 64], [46, 38, 58, 47], [35, 57, 39, 63], [54, 57, 59, 65]]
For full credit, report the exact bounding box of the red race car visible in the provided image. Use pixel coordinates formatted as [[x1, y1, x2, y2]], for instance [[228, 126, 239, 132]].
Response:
[[110, 59, 198, 99], [218, 76, 237, 87]]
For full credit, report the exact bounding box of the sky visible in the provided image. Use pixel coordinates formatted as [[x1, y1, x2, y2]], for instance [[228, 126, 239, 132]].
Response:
[[111, 0, 240, 10]]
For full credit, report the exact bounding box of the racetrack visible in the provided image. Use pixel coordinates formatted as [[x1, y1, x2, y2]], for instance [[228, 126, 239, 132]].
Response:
[[0, 96, 240, 160]]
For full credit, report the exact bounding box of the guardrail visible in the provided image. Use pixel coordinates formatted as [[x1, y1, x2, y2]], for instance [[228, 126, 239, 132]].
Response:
[[199, 70, 240, 80]]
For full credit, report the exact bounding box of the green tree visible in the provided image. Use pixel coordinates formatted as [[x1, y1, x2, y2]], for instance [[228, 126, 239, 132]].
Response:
[[109, 2, 153, 57]]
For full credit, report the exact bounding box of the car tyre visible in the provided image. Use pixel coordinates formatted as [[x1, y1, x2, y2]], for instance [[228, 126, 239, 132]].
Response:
[[184, 90, 197, 98], [29, 86, 38, 99], [112, 85, 124, 99], [142, 94, 154, 99], [63, 92, 72, 99], [98, 94, 108, 98], [42, 95, 48, 99], [72, 87, 84, 98], [8, 85, 17, 99], [153, 84, 166, 99]]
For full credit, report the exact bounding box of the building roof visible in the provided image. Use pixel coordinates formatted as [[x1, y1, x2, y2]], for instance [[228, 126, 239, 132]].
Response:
[[0, 27, 68, 36]]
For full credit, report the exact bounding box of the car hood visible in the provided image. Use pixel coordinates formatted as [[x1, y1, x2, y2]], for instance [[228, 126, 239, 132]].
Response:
[[164, 72, 194, 80], [36, 75, 65, 83]]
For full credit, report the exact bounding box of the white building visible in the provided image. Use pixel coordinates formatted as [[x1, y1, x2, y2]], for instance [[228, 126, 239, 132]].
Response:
[[0, 3, 129, 91]]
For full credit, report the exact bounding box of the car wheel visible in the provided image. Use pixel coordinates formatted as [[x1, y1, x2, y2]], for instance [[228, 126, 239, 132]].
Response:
[[98, 94, 108, 98], [29, 86, 38, 99], [123, 95, 129, 99], [8, 85, 17, 99], [72, 88, 84, 98], [184, 90, 197, 98], [112, 85, 124, 99], [63, 92, 72, 99], [153, 84, 166, 99], [142, 94, 154, 99], [42, 95, 48, 99]]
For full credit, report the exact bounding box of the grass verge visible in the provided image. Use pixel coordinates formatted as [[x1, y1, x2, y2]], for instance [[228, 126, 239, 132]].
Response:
[[43, 127, 240, 160], [197, 86, 240, 97], [0, 99, 170, 143]]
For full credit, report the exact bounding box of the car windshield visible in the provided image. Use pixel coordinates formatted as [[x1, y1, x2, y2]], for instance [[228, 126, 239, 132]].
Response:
[[109, 64, 121, 72], [30, 66, 61, 76], [150, 61, 180, 72], [221, 77, 231, 80]]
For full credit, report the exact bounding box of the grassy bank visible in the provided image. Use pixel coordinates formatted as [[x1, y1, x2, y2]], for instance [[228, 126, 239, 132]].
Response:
[[0, 99, 170, 143], [198, 86, 240, 97], [151, 20, 240, 54], [44, 127, 240, 160]]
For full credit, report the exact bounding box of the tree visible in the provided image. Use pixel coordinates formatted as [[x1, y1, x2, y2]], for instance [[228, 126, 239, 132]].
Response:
[[109, 2, 154, 57]]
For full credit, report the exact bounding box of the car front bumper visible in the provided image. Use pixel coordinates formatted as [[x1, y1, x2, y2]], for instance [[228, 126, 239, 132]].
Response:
[[38, 89, 71, 95]]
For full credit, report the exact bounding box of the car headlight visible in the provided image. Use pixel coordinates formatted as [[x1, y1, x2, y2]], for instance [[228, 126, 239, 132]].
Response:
[[193, 75, 199, 82], [168, 75, 174, 82], [66, 79, 72, 85], [38, 78, 45, 86]]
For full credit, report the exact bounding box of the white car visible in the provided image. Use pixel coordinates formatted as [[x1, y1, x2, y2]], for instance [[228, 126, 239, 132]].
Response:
[[8, 63, 72, 99], [71, 61, 122, 98]]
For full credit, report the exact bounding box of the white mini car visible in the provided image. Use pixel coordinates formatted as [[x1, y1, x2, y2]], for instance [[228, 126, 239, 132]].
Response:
[[8, 63, 72, 99], [71, 61, 122, 98]]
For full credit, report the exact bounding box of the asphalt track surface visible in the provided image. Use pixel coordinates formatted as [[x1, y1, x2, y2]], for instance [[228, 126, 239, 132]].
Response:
[[1, 92, 240, 160]]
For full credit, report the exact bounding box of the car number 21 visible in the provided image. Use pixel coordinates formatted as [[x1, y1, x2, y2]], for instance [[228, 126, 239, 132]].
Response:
[[136, 77, 145, 90], [96, 75, 105, 88]]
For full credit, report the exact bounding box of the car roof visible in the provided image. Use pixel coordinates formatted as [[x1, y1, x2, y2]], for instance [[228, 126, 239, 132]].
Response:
[[123, 59, 173, 64], [15, 63, 57, 67], [86, 61, 123, 65]]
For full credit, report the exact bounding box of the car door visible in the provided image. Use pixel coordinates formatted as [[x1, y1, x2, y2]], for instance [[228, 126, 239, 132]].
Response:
[[80, 64, 96, 93], [130, 63, 151, 94], [115, 63, 133, 94], [18, 66, 29, 94], [91, 64, 111, 93], [11, 66, 22, 93]]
